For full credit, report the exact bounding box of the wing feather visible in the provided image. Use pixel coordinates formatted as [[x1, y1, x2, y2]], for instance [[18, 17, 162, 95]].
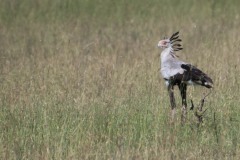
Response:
[[181, 64, 213, 88]]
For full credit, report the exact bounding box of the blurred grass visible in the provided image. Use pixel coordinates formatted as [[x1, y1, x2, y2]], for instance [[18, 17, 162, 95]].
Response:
[[1, 0, 240, 159]]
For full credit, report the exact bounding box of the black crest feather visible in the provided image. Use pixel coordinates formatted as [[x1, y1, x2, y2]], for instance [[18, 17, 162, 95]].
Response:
[[173, 44, 181, 47], [171, 39, 182, 44], [170, 36, 179, 41], [170, 31, 179, 41], [174, 48, 183, 51], [170, 31, 183, 51]]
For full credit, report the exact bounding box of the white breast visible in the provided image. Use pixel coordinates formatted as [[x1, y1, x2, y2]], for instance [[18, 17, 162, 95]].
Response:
[[160, 48, 186, 79], [161, 67, 185, 79]]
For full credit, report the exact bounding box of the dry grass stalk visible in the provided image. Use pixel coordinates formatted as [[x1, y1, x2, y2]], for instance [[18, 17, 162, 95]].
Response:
[[191, 90, 212, 125]]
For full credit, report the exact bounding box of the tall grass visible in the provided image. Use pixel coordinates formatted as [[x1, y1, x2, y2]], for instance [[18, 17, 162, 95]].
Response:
[[0, 0, 240, 159]]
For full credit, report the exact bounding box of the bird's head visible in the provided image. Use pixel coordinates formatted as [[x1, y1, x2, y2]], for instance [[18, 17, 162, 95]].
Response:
[[157, 31, 183, 51], [157, 39, 171, 49]]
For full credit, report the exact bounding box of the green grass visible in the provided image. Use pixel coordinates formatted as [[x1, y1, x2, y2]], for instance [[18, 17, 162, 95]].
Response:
[[1, 0, 240, 159]]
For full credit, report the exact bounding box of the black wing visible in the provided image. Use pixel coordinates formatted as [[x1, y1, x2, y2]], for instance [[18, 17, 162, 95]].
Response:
[[181, 64, 213, 88]]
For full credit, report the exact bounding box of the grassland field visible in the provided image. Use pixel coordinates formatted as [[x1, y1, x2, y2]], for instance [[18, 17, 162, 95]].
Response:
[[1, 0, 240, 159]]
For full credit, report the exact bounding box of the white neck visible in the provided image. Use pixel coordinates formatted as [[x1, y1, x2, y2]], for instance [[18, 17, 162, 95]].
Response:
[[160, 47, 173, 66]]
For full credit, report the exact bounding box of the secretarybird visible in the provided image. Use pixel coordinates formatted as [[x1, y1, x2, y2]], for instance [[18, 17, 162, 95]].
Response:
[[157, 31, 213, 123]]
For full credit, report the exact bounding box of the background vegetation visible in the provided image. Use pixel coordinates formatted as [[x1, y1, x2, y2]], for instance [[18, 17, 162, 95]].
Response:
[[0, 0, 240, 159]]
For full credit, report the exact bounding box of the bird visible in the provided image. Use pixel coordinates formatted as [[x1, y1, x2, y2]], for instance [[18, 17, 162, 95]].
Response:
[[157, 31, 213, 123]]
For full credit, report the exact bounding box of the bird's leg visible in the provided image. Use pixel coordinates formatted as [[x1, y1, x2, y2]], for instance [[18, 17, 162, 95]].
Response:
[[168, 85, 176, 122], [179, 83, 187, 124]]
